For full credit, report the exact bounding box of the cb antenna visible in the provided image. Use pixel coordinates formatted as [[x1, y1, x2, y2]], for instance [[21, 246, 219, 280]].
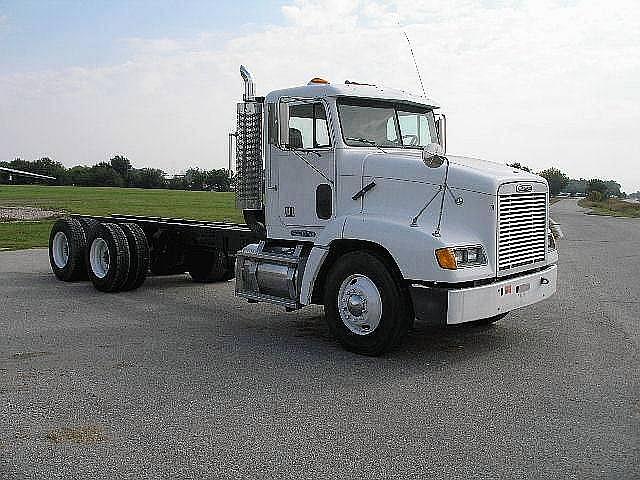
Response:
[[399, 23, 427, 98]]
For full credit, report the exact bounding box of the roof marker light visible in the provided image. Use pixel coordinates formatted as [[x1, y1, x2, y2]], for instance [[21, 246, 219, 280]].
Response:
[[308, 77, 330, 85]]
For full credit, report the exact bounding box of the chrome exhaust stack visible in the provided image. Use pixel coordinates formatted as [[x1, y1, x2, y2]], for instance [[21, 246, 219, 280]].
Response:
[[240, 65, 255, 102]]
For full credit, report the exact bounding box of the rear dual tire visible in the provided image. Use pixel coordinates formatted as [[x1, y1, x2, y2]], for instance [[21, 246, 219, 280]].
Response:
[[86, 223, 131, 292], [120, 223, 150, 291], [85, 222, 149, 292], [49, 218, 87, 281]]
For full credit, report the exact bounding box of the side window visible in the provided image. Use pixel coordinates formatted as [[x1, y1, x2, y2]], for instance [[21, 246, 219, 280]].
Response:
[[397, 110, 438, 147], [289, 103, 331, 149]]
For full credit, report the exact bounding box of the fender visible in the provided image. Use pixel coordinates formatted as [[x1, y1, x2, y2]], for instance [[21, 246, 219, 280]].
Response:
[[341, 214, 494, 283], [299, 212, 497, 305], [299, 245, 330, 305]]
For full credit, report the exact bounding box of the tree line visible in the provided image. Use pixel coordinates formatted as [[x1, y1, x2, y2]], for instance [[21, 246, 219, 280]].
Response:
[[507, 163, 624, 201], [0, 156, 234, 191], [1, 155, 628, 200]]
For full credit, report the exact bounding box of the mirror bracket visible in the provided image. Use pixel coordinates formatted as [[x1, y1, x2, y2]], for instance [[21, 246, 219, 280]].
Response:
[[435, 113, 447, 153], [278, 100, 290, 147]]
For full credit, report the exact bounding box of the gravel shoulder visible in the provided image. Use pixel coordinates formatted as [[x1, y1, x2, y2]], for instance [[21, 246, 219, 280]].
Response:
[[0, 206, 62, 222]]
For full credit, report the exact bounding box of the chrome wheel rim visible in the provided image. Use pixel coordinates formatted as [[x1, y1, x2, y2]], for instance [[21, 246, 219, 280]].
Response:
[[338, 274, 382, 336], [90, 237, 110, 279], [52, 232, 70, 268]]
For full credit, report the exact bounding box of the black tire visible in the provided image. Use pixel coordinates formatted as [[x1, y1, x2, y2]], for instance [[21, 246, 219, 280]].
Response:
[[85, 223, 130, 292], [49, 218, 87, 281], [474, 312, 509, 326], [188, 250, 232, 283], [77, 217, 101, 238], [120, 223, 150, 291], [323, 251, 411, 356]]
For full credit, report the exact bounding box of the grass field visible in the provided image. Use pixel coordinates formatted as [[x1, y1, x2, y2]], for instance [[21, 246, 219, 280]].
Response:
[[0, 185, 243, 250], [578, 197, 640, 218]]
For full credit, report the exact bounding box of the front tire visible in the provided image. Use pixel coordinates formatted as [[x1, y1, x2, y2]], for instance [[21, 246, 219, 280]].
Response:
[[86, 223, 130, 292], [323, 251, 411, 356], [474, 312, 508, 325]]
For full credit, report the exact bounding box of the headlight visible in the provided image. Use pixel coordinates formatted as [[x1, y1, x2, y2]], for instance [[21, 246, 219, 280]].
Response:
[[435, 246, 487, 270], [548, 231, 557, 251]]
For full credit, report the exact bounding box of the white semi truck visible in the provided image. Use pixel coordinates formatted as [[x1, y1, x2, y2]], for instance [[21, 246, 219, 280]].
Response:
[[48, 66, 559, 355]]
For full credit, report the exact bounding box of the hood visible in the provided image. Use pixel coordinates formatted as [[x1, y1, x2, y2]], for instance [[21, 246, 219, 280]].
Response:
[[362, 150, 546, 195]]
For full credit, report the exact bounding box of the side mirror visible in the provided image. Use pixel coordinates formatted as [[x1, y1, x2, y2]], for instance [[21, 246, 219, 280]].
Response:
[[278, 101, 290, 147], [422, 143, 446, 168]]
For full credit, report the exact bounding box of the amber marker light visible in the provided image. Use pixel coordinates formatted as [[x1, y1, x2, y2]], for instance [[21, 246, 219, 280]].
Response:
[[435, 248, 458, 270]]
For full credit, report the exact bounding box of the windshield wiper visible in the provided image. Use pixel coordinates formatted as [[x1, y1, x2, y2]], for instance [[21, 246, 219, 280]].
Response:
[[345, 137, 388, 154]]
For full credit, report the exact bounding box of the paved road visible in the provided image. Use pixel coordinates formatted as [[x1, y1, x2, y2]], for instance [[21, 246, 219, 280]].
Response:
[[1, 199, 638, 479]]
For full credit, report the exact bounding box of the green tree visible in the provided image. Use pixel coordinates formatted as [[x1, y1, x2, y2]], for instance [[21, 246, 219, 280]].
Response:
[[565, 178, 587, 196], [129, 168, 166, 189], [587, 178, 609, 198], [185, 168, 207, 190], [539, 167, 569, 196], [67, 165, 93, 186], [110, 155, 132, 184], [604, 180, 621, 197], [32, 157, 68, 184], [87, 163, 124, 187], [206, 168, 232, 191], [166, 175, 187, 190]]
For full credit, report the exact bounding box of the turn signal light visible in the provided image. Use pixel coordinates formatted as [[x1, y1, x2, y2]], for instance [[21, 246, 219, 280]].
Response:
[[309, 77, 330, 84], [435, 248, 457, 270]]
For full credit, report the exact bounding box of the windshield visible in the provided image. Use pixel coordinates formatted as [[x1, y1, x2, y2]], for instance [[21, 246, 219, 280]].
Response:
[[337, 98, 439, 148]]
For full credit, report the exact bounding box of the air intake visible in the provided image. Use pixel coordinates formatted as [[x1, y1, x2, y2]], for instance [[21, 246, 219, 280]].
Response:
[[497, 186, 547, 273]]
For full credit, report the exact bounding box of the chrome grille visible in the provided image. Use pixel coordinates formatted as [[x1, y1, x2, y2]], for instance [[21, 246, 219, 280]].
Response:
[[498, 191, 547, 272]]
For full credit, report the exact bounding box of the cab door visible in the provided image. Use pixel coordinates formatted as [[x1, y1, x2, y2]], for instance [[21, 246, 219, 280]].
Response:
[[272, 101, 335, 236]]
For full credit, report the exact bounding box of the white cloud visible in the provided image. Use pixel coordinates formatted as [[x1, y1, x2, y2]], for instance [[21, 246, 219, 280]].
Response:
[[1, 0, 640, 192]]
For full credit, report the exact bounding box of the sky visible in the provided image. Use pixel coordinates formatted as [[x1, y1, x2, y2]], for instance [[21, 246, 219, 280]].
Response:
[[1, 0, 639, 192]]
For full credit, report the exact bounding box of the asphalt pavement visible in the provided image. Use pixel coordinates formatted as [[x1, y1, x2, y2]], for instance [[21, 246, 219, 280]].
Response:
[[0, 199, 638, 479]]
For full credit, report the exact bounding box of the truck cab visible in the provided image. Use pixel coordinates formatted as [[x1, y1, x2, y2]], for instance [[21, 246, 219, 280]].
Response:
[[234, 67, 559, 355], [47, 65, 559, 356]]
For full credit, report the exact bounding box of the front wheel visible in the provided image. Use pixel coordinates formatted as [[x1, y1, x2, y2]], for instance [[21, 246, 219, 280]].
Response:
[[473, 312, 508, 326], [323, 251, 411, 356]]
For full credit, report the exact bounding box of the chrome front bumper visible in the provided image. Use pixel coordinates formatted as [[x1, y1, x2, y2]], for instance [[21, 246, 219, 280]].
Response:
[[410, 264, 558, 325]]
